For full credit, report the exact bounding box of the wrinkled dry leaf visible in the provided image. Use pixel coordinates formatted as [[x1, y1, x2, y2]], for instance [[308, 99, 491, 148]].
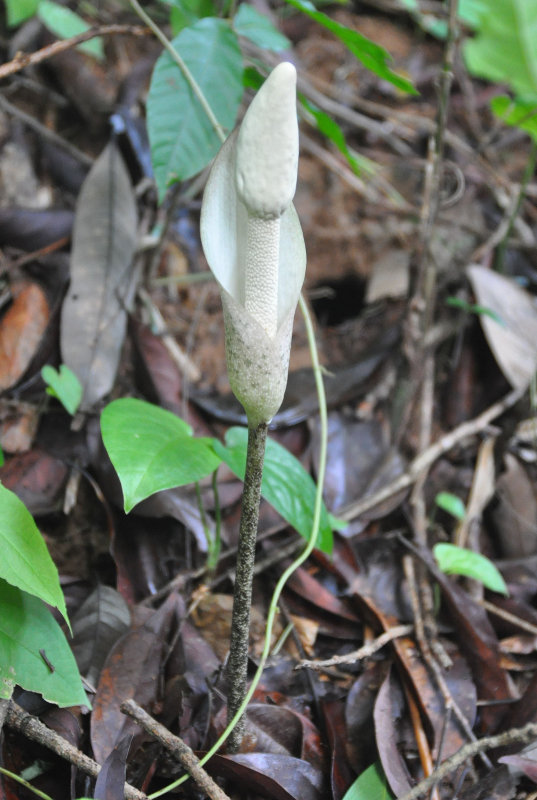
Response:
[[493, 454, 537, 558], [61, 142, 138, 410]]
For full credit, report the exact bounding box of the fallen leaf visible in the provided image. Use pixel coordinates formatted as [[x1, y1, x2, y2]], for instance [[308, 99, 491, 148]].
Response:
[[61, 142, 138, 410], [467, 265, 537, 390], [0, 282, 49, 391]]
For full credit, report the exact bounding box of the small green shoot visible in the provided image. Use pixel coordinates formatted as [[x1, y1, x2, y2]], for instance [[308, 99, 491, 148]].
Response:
[[435, 491, 466, 521], [434, 543, 509, 595], [342, 761, 395, 800], [445, 296, 506, 326], [41, 364, 82, 416]]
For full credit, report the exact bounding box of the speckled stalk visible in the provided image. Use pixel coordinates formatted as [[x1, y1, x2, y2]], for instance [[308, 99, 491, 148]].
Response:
[[226, 421, 268, 753]]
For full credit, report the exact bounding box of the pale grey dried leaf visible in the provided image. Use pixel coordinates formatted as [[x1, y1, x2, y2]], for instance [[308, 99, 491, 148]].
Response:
[[467, 264, 537, 390], [61, 142, 138, 409], [71, 585, 131, 688]]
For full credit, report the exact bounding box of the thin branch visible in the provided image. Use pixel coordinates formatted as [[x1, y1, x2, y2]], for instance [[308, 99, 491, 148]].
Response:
[[5, 701, 147, 800], [297, 624, 413, 670], [121, 699, 231, 800], [0, 25, 148, 80], [339, 385, 525, 521], [398, 721, 537, 800]]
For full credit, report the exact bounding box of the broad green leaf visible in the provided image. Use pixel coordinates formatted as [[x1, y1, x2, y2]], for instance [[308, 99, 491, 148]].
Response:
[[0, 579, 88, 707], [101, 399, 222, 512], [0, 483, 69, 627], [164, 0, 216, 34], [491, 95, 537, 143], [37, 0, 104, 59], [147, 18, 243, 202], [42, 364, 82, 416], [6, 0, 39, 26], [213, 427, 333, 553], [434, 543, 509, 596], [342, 762, 395, 800], [233, 5, 291, 52], [283, 0, 417, 95], [435, 491, 466, 521], [464, 0, 537, 97]]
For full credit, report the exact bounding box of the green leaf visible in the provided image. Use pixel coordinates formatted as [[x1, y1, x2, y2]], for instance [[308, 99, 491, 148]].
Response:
[[464, 0, 537, 97], [445, 296, 506, 325], [233, 5, 291, 52], [165, 0, 216, 35], [0, 483, 69, 628], [147, 18, 243, 202], [0, 579, 88, 707], [5, 0, 39, 26], [37, 0, 104, 59], [342, 762, 395, 800], [101, 399, 222, 513], [435, 491, 466, 521], [42, 364, 82, 416], [491, 94, 537, 143], [300, 95, 362, 173], [213, 427, 334, 553], [434, 543, 509, 595], [283, 0, 417, 95]]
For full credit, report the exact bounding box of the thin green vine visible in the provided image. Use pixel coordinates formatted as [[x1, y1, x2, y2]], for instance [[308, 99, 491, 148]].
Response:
[[129, 0, 227, 144], [148, 292, 328, 797]]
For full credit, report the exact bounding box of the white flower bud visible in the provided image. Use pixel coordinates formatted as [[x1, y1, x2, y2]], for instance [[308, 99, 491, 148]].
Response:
[[200, 63, 306, 426]]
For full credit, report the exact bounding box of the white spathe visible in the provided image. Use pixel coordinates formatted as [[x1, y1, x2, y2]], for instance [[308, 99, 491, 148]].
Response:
[[200, 62, 306, 427]]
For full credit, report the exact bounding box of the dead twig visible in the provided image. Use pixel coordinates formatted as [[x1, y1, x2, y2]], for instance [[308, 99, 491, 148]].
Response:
[[339, 385, 525, 521], [5, 701, 148, 800], [121, 698, 231, 800], [296, 624, 413, 670], [397, 721, 537, 800], [0, 25, 149, 80]]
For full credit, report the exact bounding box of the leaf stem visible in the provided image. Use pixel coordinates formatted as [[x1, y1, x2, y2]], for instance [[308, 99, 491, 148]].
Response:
[[129, 0, 226, 144], [149, 293, 328, 796], [225, 420, 268, 752]]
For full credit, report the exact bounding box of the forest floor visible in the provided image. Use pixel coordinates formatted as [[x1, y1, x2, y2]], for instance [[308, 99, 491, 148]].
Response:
[[1, 2, 537, 799]]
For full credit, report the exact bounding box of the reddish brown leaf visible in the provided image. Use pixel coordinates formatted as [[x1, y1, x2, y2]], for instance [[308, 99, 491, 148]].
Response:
[[0, 449, 68, 515], [91, 592, 181, 763], [374, 667, 414, 796], [94, 735, 131, 800], [207, 753, 325, 800], [0, 282, 49, 391], [321, 698, 356, 800]]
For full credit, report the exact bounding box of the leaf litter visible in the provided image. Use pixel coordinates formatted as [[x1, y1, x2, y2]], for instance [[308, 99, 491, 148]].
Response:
[[3, 3, 537, 800]]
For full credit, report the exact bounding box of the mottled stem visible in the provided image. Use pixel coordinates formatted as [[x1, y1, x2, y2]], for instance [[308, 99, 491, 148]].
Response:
[[226, 421, 268, 752]]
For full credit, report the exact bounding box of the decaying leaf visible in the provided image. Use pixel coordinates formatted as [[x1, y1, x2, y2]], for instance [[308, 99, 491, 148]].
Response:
[[61, 142, 138, 410], [0, 282, 49, 391], [467, 264, 537, 390]]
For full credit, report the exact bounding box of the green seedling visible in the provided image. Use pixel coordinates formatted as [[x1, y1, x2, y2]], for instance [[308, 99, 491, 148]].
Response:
[[342, 761, 395, 800], [41, 364, 83, 416], [445, 296, 506, 326], [434, 543, 509, 596], [435, 490, 467, 521]]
